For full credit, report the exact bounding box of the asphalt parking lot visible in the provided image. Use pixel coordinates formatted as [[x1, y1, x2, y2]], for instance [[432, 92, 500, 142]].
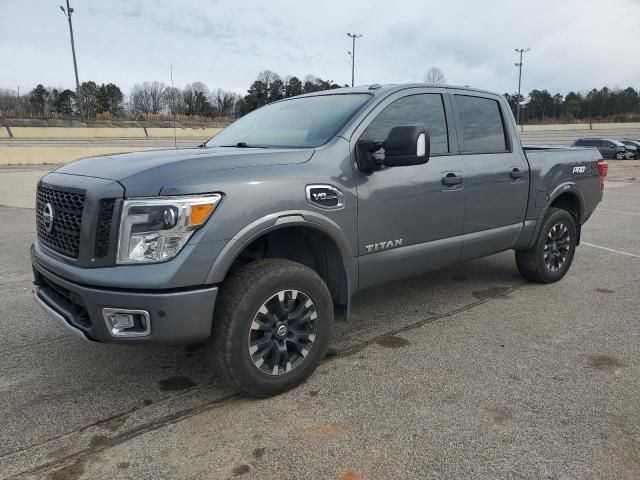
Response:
[[1, 165, 639, 479]]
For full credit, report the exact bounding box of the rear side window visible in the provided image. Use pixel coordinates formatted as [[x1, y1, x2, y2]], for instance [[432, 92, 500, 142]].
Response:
[[455, 95, 508, 153], [361, 94, 449, 155]]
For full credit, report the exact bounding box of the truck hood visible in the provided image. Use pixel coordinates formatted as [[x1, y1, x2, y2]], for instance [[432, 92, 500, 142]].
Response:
[[54, 147, 314, 197]]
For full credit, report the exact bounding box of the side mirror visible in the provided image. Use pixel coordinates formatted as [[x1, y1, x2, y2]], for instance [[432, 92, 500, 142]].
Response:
[[356, 125, 430, 173]]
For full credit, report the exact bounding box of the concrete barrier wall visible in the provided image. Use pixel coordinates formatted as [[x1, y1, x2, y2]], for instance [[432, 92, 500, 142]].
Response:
[[522, 124, 589, 132], [521, 122, 640, 132], [10, 127, 146, 139], [146, 127, 222, 138], [8, 127, 223, 139], [6, 124, 638, 138], [591, 123, 640, 131], [0, 146, 160, 165]]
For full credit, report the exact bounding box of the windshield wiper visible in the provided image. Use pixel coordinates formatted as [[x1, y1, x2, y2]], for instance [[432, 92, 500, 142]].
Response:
[[218, 142, 267, 148]]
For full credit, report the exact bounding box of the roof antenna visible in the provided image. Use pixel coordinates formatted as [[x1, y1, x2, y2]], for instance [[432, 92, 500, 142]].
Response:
[[170, 64, 177, 149]]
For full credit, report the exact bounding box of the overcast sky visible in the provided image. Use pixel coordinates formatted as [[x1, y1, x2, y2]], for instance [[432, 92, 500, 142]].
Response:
[[1, 0, 639, 96]]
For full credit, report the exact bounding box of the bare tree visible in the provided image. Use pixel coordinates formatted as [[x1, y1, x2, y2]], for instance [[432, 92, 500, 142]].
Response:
[[423, 67, 447, 85], [162, 86, 184, 115], [210, 88, 238, 119], [130, 81, 167, 115], [0, 88, 21, 116], [183, 82, 210, 116]]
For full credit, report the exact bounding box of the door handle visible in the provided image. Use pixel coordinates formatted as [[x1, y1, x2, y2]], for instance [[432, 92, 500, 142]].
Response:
[[510, 167, 525, 179], [442, 173, 463, 186]]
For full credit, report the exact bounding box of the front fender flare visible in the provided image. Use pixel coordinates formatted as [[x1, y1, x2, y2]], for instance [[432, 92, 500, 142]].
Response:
[[205, 210, 357, 291]]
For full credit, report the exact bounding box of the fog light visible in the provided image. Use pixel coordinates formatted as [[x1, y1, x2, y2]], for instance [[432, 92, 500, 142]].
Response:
[[102, 308, 151, 337]]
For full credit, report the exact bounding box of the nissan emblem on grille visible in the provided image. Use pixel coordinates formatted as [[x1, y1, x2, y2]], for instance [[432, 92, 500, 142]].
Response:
[[43, 203, 55, 233]]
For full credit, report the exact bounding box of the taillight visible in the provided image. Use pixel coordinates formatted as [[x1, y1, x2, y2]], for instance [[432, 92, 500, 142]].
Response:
[[597, 160, 608, 192]]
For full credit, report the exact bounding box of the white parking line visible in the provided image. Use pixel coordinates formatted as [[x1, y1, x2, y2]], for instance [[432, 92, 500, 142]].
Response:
[[582, 242, 640, 259], [598, 208, 640, 216]]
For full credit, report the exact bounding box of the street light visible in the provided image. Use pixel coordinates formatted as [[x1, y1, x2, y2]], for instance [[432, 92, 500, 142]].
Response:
[[514, 48, 530, 125], [60, 1, 80, 91], [347, 33, 362, 87]]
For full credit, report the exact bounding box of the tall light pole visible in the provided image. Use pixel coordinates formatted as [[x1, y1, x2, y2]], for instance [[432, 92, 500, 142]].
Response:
[[60, 1, 80, 91], [347, 33, 362, 87], [514, 48, 530, 125]]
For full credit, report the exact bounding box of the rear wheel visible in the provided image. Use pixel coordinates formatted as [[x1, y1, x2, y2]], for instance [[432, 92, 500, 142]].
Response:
[[515, 208, 577, 283], [209, 258, 334, 397]]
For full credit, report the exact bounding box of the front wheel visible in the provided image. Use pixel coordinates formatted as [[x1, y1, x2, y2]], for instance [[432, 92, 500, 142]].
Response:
[[615, 152, 625, 160], [209, 258, 334, 397], [515, 207, 577, 283]]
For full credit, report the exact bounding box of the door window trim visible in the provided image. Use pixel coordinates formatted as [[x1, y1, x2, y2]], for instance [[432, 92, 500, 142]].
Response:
[[349, 88, 458, 158], [451, 93, 513, 155]]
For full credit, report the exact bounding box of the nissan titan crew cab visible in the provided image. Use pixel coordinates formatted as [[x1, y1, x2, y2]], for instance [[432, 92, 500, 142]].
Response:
[[32, 84, 608, 397]]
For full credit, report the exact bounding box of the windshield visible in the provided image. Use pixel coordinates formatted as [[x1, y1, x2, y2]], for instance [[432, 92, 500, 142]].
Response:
[[611, 140, 625, 147], [206, 93, 372, 148]]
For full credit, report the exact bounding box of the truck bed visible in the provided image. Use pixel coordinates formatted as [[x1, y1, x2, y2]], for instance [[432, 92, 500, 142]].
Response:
[[523, 144, 604, 225]]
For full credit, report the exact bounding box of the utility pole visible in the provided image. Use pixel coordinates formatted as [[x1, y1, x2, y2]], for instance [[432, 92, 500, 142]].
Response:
[[347, 33, 362, 87], [60, 1, 80, 90], [514, 48, 530, 125]]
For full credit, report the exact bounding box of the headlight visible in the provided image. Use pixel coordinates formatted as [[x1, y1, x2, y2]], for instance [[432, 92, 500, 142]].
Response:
[[117, 194, 222, 264]]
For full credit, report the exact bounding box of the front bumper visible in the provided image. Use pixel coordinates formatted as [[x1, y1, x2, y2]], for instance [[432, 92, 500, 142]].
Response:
[[32, 253, 218, 345]]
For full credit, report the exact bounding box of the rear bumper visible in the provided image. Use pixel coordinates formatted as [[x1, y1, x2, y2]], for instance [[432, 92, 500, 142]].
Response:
[[32, 253, 218, 345]]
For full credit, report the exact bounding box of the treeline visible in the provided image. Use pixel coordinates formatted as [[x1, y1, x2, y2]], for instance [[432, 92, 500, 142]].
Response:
[[504, 87, 640, 123], [0, 70, 344, 121], [2, 74, 639, 124]]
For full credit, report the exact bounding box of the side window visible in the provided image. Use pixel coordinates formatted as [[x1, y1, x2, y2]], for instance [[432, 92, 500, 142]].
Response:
[[361, 94, 449, 155], [455, 95, 508, 153]]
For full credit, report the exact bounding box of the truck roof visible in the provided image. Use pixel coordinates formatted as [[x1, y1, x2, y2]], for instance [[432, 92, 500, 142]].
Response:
[[298, 83, 499, 98]]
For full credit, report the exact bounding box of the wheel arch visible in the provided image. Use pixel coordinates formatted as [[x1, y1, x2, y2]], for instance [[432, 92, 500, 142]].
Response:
[[533, 185, 584, 247], [206, 211, 356, 313]]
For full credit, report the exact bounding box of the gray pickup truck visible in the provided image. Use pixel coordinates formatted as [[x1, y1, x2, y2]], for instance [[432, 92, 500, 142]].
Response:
[[32, 84, 607, 397]]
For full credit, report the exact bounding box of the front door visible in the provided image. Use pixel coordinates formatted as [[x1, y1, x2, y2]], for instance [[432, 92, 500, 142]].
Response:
[[353, 90, 466, 290]]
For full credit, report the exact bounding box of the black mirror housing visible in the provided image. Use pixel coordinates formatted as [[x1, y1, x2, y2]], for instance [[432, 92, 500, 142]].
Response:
[[356, 125, 430, 173], [383, 125, 430, 167]]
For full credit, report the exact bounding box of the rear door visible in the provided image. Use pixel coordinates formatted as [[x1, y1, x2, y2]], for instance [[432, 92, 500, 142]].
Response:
[[449, 91, 529, 260]]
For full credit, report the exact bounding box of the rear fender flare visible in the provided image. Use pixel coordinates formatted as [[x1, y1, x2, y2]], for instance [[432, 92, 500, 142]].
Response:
[[529, 182, 585, 248]]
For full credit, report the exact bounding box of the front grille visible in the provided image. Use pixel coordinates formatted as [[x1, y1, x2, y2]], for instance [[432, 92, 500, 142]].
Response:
[[36, 186, 86, 258], [95, 199, 116, 259]]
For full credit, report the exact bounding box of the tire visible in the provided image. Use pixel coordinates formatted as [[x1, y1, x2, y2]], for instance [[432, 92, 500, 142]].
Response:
[[515, 207, 577, 284], [209, 258, 334, 397], [615, 152, 625, 160]]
